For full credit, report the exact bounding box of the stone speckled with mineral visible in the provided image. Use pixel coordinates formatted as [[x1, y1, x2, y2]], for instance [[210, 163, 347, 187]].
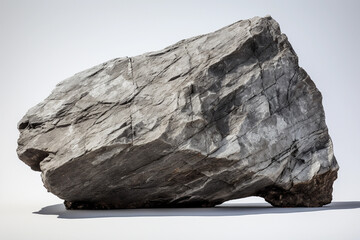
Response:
[[17, 16, 339, 209]]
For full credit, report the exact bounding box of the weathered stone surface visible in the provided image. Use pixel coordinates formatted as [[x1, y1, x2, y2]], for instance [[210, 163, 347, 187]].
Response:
[[17, 16, 339, 209]]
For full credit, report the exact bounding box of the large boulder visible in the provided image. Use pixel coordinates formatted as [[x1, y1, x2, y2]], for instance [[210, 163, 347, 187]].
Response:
[[17, 16, 339, 209]]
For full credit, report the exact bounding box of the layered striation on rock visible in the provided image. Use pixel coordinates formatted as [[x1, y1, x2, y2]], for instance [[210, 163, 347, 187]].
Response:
[[17, 16, 339, 209]]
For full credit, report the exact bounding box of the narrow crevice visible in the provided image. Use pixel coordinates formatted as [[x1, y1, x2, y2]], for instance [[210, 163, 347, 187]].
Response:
[[168, 74, 182, 82], [184, 45, 193, 69], [189, 84, 194, 121], [130, 114, 134, 145], [287, 71, 297, 103], [127, 57, 138, 88]]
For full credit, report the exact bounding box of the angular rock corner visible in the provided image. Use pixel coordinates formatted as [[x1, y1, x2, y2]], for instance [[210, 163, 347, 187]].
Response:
[[17, 16, 339, 209]]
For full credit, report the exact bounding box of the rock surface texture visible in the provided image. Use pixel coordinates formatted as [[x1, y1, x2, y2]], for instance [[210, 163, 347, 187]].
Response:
[[17, 16, 339, 209]]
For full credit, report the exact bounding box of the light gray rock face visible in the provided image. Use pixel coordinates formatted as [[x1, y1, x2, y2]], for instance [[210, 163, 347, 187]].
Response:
[[17, 16, 339, 209]]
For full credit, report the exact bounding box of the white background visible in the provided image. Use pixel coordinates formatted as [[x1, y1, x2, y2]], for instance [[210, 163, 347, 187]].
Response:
[[0, 0, 359, 239]]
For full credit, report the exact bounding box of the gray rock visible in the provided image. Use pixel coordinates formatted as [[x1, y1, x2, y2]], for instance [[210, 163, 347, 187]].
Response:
[[17, 16, 339, 209]]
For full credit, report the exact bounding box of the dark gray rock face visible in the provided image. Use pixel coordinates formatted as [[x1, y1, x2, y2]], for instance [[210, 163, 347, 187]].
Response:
[[17, 16, 339, 209]]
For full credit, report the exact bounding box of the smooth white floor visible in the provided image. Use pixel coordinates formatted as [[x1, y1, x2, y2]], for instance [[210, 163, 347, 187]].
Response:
[[1, 197, 359, 240]]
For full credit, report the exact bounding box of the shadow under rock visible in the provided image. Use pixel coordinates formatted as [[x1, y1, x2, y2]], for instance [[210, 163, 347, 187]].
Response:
[[33, 201, 360, 219]]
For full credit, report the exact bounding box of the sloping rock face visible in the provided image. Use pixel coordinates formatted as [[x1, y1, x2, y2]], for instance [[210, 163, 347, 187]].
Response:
[[17, 16, 339, 209]]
